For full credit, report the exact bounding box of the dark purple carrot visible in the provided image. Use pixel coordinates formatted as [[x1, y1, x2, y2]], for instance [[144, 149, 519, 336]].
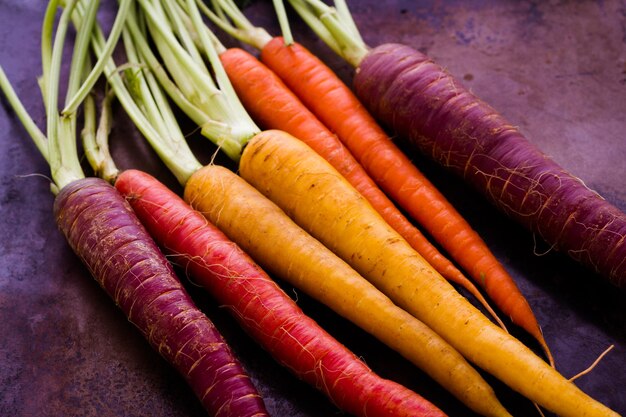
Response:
[[53, 178, 268, 417], [284, 0, 626, 290], [353, 43, 626, 289], [0, 3, 268, 415]]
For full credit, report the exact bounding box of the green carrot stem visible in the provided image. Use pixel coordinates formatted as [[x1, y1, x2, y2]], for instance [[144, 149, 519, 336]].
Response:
[[63, 0, 133, 115], [46, 0, 85, 190], [130, 0, 261, 162], [68, 0, 203, 185], [197, 0, 272, 50], [285, 0, 368, 68], [272, 0, 293, 45], [65, 0, 99, 108]]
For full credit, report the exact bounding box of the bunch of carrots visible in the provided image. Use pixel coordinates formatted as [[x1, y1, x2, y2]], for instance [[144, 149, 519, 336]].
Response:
[[0, 1, 623, 417]]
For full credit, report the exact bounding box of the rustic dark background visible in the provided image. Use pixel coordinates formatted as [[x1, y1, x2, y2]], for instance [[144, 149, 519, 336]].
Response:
[[1, 1, 625, 416]]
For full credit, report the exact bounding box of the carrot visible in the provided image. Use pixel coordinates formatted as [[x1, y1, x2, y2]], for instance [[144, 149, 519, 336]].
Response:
[[285, 0, 626, 290], [115, 168, 448, 417], [0, 3, 268, 416], [54, 177, 268, 417], [237, 129, 620, 417], [218, 45, 506, 330], [104, 5, 513, 415], [205, 0, 549, 364]]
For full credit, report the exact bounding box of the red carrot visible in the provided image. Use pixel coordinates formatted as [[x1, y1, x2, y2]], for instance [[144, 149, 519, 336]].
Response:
[[115, 168, 448, 417]]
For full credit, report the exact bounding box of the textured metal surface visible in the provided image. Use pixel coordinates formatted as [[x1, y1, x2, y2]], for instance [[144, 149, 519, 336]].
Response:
[[1, 1, 625, 416]]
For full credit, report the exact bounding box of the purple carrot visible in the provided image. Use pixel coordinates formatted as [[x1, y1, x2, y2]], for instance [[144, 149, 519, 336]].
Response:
[[353, 43, 626, 289], [53, 178, 268, 417], [283, 0, 626, 289]]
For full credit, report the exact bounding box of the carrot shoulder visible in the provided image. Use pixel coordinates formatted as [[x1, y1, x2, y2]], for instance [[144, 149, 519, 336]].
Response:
[[258, 36, 549, 360], [115, 169, 448, 417], [237, 129, 619, 417]]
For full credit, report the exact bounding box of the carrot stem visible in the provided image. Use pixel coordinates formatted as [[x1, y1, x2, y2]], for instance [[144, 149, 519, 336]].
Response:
[[62, 0, 133, 115]]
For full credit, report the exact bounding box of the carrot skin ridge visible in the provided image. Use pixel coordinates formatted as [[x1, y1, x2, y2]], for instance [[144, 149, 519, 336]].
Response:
[[114, 169, 447, 417], [353, 43, 626, 289], [218, 46, 506, 330], [238, 130, 619, 417], [257, 37, 549, 357], [53, 177, 268, 417]]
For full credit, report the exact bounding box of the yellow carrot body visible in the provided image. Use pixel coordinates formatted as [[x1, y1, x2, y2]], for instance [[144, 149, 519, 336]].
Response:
[[237, 130, 620, 417], [184, 163, 511, 417]]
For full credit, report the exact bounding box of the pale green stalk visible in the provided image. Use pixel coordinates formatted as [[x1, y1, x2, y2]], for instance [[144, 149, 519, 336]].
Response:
[[69, 2, 202, 185], [333, 0, 363, 44], [81, 88, 119, 183], [81, 93, 99, 174], [41, 0, 61, 109], [286, 0, 368, 68], [161, 0, 207, 69], [65, 0, 99, 107], [63, 0, 133, 115], [130, 0, 261, 162], [46, 0, 85, 190], [272, 0, 293, 44], [197, 0, 272, 49], [124, 14, 210, 126]]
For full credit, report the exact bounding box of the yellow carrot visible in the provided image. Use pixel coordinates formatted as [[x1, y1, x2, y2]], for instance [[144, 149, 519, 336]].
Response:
[[185, 163, 511, 417], [237, 129, 620, 417]]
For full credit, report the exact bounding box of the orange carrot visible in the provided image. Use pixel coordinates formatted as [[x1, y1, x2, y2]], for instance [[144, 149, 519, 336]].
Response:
[[203, 1, 551, 365], [218, 46, 505, 329]]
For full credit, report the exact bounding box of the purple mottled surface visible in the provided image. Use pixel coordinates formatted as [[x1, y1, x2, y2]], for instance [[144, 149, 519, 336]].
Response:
[[1, 1, 625, 416]]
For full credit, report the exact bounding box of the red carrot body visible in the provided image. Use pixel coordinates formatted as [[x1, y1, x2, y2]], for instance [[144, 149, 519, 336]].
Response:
[[257, 37, 549, 356], [115, 169, 447, 417], [352, 43, 626, 289], [53, 177, 268, 417]]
